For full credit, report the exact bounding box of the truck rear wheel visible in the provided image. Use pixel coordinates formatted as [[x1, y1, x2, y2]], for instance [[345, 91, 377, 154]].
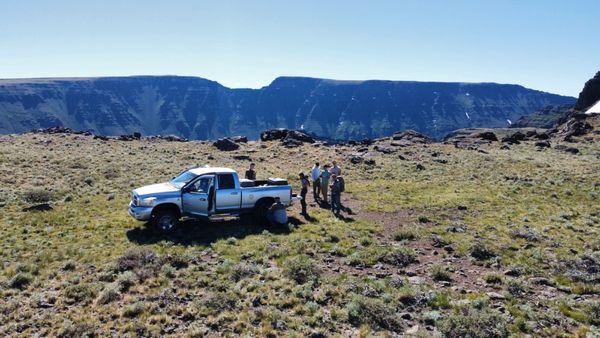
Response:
[[153, 208, 179, 232], [253, 199, 273, 223]]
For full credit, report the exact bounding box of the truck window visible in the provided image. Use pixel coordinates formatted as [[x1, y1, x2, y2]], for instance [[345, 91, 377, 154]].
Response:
[[218, 174, 235, 189], [191, 177, 211, 193]]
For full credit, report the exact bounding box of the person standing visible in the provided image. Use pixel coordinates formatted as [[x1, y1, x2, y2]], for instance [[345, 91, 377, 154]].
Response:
[[299, 172, 310, 215], [310, 162, 321, 200], [320, 164, 331, 204], [330, 175, 343, 216], [331, 160, 342, 176], [245, 163, 256, 180]]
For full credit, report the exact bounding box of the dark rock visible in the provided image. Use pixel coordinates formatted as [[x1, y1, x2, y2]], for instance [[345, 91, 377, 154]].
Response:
[[213, 138, 239, 151], [360, 139, 374, 146], [529, 277, 556, 287], [260, 128, 290, 141], [93, 135, 109, 141], [502, 131, 526, 144], [118, 134, 135, 141], [574, 71, 600, 112], [554, 144, 580, 154], [500, 144, 510, 150], [132, 132, 142, 139], [231, 136, 248, 143], [457, 205, 467, 211], [106, 193, 115, 201], [416, 164, 425, 171], [364, 159, 376, 166], [233, 155, 252, 161], [22, 203, 53, 212], [535, 141, 551, 148], [470, 131, 498, 142], [349, 156, 363, 164], [374, 145, 394, 154], [391, 130, 433, 145]]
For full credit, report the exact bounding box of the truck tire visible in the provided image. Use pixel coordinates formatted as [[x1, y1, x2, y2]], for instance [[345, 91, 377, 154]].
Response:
[[153, 208, 179, 232], [253, 199, 273, 223]]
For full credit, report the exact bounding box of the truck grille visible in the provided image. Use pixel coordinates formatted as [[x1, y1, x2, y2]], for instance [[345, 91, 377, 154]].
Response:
[[132, 194, 139, 206]]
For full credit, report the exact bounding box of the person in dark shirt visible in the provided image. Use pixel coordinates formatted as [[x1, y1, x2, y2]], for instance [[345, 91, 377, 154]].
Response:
[[299, 172, 310, 215], [245, 163, 256, 180]]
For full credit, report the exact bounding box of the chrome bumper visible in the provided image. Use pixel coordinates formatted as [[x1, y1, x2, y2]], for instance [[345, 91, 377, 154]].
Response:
[[128, 201, 153, 221]]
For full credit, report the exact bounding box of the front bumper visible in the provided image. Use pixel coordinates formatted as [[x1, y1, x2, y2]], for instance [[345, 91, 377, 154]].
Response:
[[128, 201, 153, 221]]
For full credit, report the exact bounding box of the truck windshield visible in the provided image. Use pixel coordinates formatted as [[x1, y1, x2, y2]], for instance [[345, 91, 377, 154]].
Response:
[[170, 171, 198, 188]]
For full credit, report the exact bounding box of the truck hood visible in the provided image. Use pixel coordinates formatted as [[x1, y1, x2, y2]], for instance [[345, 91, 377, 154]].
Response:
[[133, 182, 179, 196]]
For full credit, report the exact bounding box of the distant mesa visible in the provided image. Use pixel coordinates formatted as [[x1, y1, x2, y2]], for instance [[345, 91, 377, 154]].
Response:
[[0, 75, 575, 141]]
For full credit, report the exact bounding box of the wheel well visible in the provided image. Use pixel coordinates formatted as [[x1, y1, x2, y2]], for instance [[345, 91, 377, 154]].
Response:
[[255, 197, 274, 209], [151, 203, 181, 219]]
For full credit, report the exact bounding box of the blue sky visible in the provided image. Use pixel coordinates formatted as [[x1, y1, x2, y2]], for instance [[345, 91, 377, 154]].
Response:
[[0, 0, 598, 96]]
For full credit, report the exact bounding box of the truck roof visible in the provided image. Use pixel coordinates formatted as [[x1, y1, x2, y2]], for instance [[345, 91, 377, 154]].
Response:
[[189, 166, 236, 175]]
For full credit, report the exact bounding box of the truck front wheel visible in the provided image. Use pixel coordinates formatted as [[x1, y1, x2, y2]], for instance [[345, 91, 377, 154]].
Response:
[[153, 208, 179, 232]]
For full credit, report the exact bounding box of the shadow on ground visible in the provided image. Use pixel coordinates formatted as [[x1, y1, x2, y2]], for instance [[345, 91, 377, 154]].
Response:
[[126, 216, 305, 246]]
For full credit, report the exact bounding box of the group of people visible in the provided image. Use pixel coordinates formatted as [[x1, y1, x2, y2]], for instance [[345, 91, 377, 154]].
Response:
[[299, 160, 345, 216], [244, 160, 346, 226]]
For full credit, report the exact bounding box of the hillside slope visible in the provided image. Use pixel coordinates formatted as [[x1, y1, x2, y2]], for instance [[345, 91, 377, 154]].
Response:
[[0, 76, 575, 140], [0, 132, 597, 336]]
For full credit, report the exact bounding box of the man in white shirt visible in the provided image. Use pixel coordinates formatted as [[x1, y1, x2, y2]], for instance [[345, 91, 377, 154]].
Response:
[[310, 162, 321, 201]]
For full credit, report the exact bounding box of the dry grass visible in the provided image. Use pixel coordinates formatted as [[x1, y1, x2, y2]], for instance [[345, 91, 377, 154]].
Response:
[[0, 132, 598, 336]]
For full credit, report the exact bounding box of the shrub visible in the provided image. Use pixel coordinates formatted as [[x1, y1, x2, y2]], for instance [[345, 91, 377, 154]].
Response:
[[62, 283, 97, 304], [437, 307, 508, 338], [484, 273, 503, 284], [203, 291, 239, 313], [57, 322, 97, 338], [470, 242, 496, 260], [506, 279, 527, 297], [9, 272, 33, 289], [283, 255, 321, 284], [116, 248, 163, 279], [116, 271, 137, 291], [346, 295, 403, 332], [379, 247, 417, 267], [394, 227, 417, 241], [430, 265, 452, 281], [21, 188, 53, 203], [230, 262, 259, 282], [418, 216, 430, 223], [122, 302, 146, 318], [96, 283, 121, 305]]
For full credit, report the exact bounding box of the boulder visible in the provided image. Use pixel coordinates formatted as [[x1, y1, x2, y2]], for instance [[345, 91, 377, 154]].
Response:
[[231, 136, 248, 143], [132, 132, 142, 139], [470, 131, 498, 142], [260, 128, 315, 145], [554, 144, 579, 154], [213, 138, 239, 151], [535, 140, 551, 148], [391, 130, 433, 144], [22, 203, 53, 212], [260, 128, 290, 141], [502, 131, 526, 144]]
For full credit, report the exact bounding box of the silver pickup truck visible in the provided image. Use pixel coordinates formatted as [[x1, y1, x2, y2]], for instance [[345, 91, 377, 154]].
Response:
[[128, 166, 294, 231]]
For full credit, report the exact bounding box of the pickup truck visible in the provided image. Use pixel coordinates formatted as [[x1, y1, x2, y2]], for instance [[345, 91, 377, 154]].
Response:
[[128, 167, 294, 231]]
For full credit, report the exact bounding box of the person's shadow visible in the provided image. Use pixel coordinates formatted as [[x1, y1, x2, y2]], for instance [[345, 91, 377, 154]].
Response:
[[126, 215, 303, 246]]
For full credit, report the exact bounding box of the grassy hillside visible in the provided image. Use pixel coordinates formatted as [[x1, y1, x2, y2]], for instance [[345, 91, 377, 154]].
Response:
[[0, 132, 598, 336]]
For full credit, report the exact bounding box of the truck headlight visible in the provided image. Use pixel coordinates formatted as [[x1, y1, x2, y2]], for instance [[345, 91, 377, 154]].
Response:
[[139, 197, 157, 207]]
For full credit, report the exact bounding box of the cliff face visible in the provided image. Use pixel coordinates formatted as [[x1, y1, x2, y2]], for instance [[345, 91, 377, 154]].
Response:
[[0, 76, 575, 140], [574, 71, 600, 112]]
